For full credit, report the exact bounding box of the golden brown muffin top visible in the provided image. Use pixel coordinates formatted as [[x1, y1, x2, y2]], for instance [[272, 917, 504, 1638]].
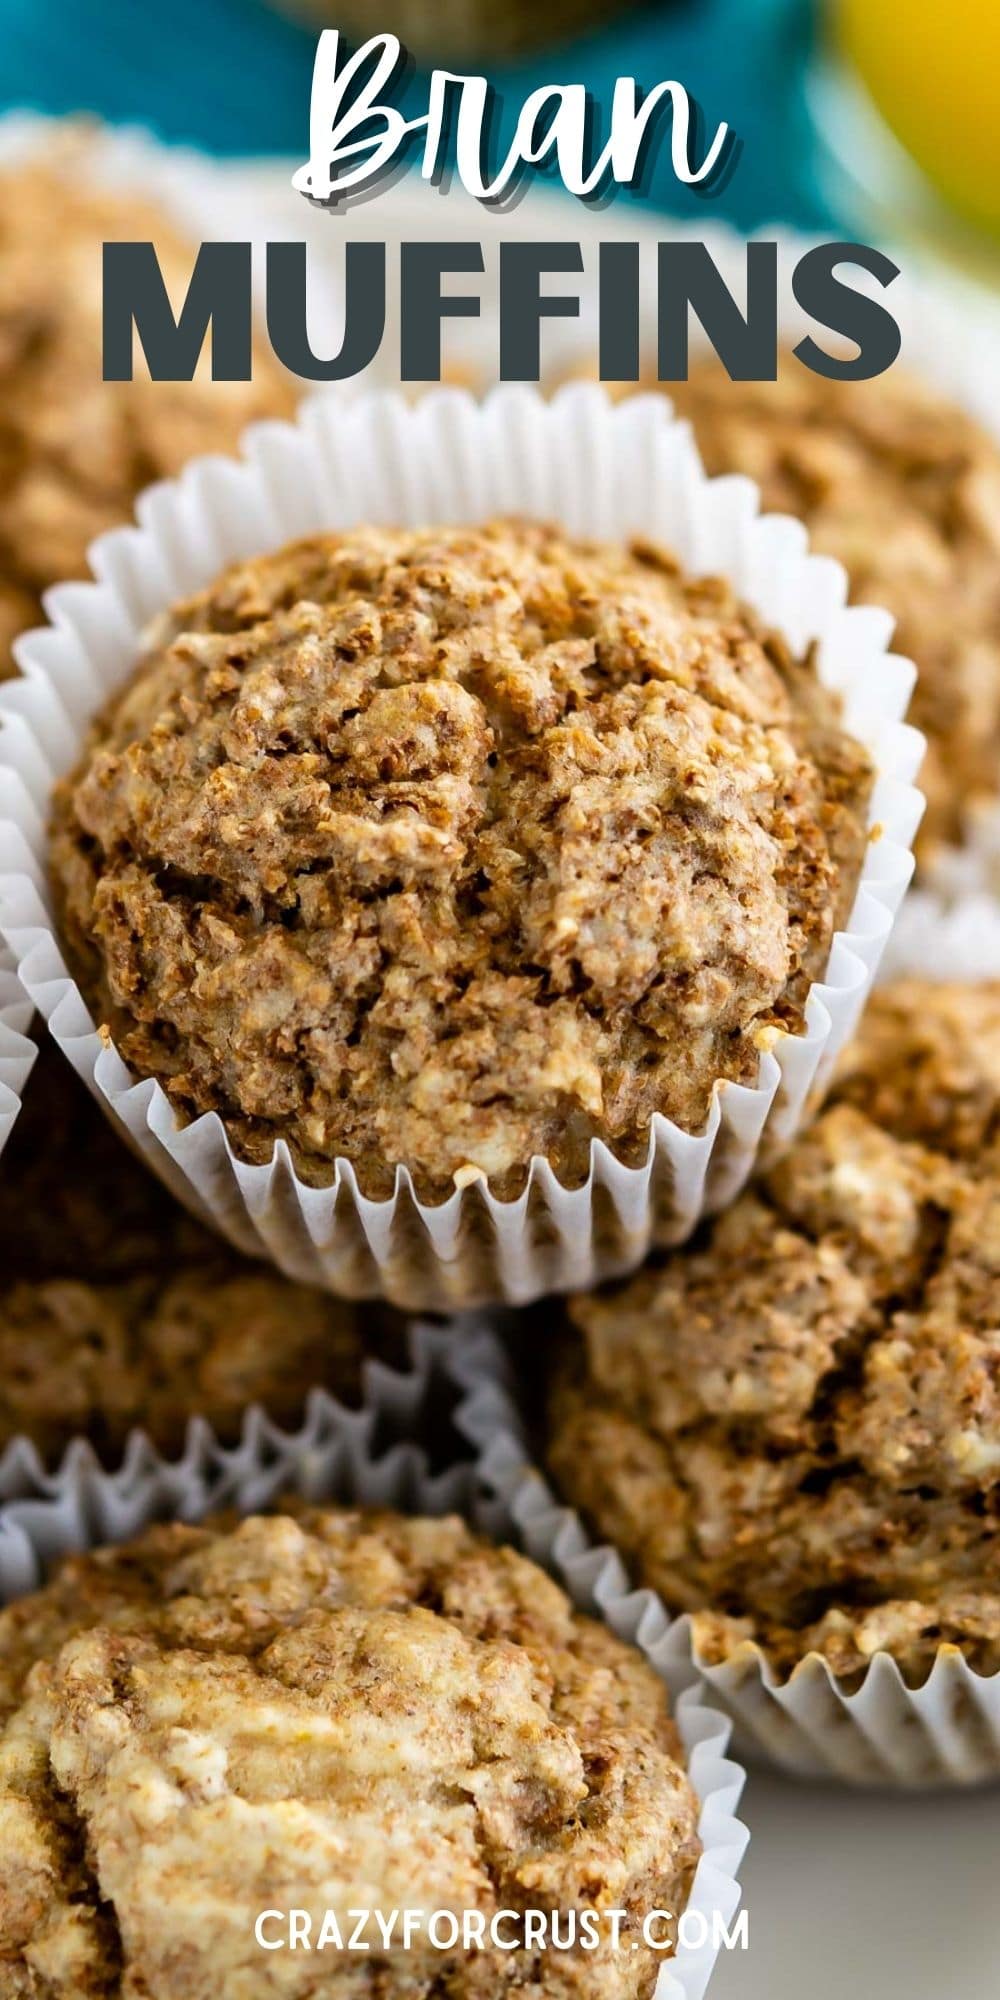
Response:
[[0, 145, 295, 679], [0, 1049, 377, 1466], [51, 518, 872, 1199], [0, 1507, 700, 1998], [669, 354, 1000, 857], [548, 979, 1000, 1683]]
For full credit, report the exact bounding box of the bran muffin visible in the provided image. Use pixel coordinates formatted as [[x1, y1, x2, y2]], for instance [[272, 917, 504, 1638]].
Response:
[[0, 1506, 701, 1997], [0, 1048, 385, 1467], [0, 144, 295, 679], [668, 354, 1000, 858], [546, 979, 1000, 1685], [49, 519, 873, 1200]]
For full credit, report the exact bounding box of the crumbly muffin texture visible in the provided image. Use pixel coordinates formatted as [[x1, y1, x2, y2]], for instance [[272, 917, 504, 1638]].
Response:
[[51, 519, 872, 1198], [669, 355, 1000, 857], [0, 146, 294, 679], [548, 980, 1000, 1683], [0, 1507, 701, 1998], [0, 1048, 377, 1466]]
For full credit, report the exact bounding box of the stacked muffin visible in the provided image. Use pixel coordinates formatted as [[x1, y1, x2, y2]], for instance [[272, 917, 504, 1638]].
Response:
[[0, 1507, 705, 1999], [0, 1047, 393, 1466], [0, 140, 737, 1997], [512, 355, 1000, 1700], [546, 978, 1000, 1686], [0, 139, 384, 1471], [2, 129, 1000, 1998], [0, 145, 295, 679], [47, 518, 872, 1196]]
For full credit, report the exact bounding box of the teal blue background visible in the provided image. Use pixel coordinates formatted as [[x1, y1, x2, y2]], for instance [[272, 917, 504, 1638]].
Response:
[[0, 0, 830, 228]]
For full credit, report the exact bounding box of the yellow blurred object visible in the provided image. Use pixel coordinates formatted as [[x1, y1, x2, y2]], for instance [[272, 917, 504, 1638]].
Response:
[[835, 0, 1000, 237]]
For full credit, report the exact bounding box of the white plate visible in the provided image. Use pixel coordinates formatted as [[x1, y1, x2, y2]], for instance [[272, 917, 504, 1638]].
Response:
[[711, 1771, 999, 2000]]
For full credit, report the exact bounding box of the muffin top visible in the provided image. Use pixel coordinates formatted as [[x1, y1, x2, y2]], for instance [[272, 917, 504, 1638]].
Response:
[[0, 146, 294, 678], [669, 354, 1000, 856], [51, 518, 872, 1199], [0, 1048, 376, 1466], [547, 979, 1000, 1683], [0, 1507, 700, 1998]]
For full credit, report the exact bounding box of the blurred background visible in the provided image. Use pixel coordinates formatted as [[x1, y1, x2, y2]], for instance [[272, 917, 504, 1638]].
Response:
[[1, 0, 998, 266]]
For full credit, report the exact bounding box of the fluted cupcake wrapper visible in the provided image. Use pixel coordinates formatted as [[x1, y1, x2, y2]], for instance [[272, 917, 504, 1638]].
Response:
[[0, 1322, 748, 2000], [0, 383, 924, 1308], [0, 942, 35, 1160], [0, 1318, 456, 1509], [439, 1316, 1000, 1789]]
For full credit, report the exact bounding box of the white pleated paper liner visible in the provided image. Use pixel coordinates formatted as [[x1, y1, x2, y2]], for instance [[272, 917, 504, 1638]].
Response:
[[0, 943, 35, 1160], [0, 385, 924, 1309], [0, 1335, 748, 2000], [0, 1318, 458, 1511], [438, 1317, 1000, 1790]]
